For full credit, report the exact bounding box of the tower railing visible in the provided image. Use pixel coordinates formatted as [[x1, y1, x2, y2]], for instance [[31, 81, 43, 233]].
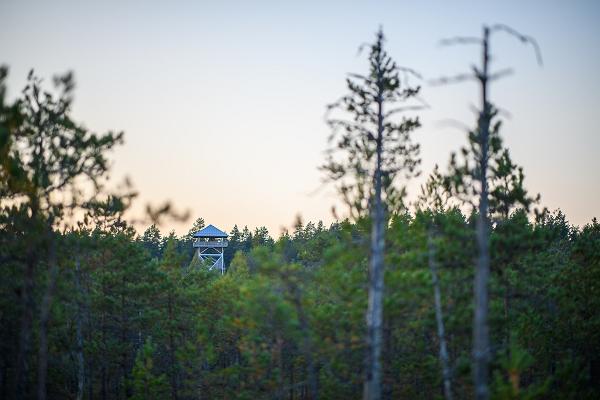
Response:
[[193, 239, 228, 248]]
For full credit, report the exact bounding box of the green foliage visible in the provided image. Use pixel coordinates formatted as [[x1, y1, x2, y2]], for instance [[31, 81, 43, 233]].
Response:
[[322, 29, 421, 219], [186, 217, 206, 238], [1, 194, 598, 399], [141, 224, 163, 259], [0, 67, 129, 399], [490, 337, 549, 400], [443, 106, 538, 221], [0, 30, 598, 400], [131, 338, 168, 400]]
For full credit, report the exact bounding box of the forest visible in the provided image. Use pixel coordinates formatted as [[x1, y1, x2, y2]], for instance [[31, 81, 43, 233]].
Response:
[[1, 25, 599, 400]]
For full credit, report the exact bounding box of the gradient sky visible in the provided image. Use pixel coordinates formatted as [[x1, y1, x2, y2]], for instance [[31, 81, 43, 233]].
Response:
[[2, 0, 599, 236]]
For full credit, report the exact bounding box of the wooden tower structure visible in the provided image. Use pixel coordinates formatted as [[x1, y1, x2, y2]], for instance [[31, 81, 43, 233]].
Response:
[[192, 224, 228, 274]]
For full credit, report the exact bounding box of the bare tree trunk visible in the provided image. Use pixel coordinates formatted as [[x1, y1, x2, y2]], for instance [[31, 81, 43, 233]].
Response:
[[37, 234, 58, 400], [101, 311, 108, 400], [14, 254, 36, 400], [87, 293, 95, 400], [428, 228, 453, 400], [473, 25, 491, 400], [74, 255, 85, 400], [364, 63, 385, 400], [14, 201, 43, 400]]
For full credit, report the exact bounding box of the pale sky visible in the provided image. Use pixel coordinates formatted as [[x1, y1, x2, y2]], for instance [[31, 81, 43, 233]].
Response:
[[2, 0, 599, 236]]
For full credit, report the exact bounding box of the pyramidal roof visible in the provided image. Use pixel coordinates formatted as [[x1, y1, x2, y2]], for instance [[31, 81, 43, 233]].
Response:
[[193, 224, 228, 238]]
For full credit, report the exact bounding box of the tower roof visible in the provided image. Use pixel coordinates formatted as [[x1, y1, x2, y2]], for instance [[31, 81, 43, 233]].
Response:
[[193, 224, 228, 238]]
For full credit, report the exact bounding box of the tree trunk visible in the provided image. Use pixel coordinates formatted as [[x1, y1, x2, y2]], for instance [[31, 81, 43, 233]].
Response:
[[364, 64, 385, 400], [428, 229, 453, 400], [14, 201, 40, 400], [37, 234, 58, 400], [14, 253, 35, 400], [87, 293, 95, 400], [473, 25, 491, 400], [101, 311, 107, 400], [74, 255, 85, 400]]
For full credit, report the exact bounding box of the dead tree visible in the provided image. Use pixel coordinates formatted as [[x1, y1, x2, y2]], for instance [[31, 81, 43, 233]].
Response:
[[436, 24, 542, 400]]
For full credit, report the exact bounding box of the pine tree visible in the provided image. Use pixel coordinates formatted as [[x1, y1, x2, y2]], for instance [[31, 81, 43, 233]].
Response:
[[0, 68, 124, 400], [252, 226, 274, 248], [131, 338, 168, 400], [322, 29, 422, 400], [141, 224, 163, 259], [158, 236, 187, 400], [241, 226, 253, 253], [438, 25, 541, 400], [184, 217, 205, 241], [225, 224, 242, 265]]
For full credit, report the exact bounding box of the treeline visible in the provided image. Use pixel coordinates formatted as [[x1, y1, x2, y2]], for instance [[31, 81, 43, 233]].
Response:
[[2, 25, 600, 400], [2, 211, 599, 399], [140, 218, 276, 266]]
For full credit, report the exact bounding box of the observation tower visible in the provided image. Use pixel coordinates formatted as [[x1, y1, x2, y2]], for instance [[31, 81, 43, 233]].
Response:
[[192, 224, 228, 274]]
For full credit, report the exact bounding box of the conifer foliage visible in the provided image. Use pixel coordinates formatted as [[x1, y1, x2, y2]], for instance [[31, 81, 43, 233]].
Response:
[[0, 25, 598, 400], [322, 29, 421, 400]]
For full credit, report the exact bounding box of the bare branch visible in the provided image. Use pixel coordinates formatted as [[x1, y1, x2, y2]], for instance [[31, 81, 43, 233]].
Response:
[[144, 202, 189, 226], [384, 105, 428, 119], [495, 107, 513, 119], [414, 95, 431, 109], [347, 73, 372, 83], [429, 73, 475, 86], [356, 42, 371, 56], [468, 103, 479, 115], [324, 99, 344, 121], [396, 66, 423, 80], [434, 118, 471, 133], [439, 36, 483, 47], [488, 68, 514, 81], [326, 118, 376, 139], [490, 23, 544, 66]]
